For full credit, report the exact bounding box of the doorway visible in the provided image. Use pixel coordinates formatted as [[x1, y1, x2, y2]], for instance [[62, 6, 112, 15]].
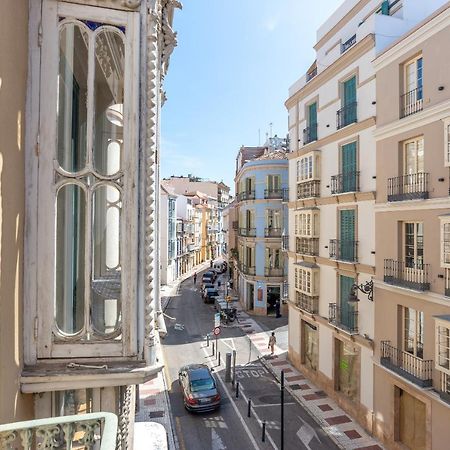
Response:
[[247, 282, 254, 310], [267, 285, 280, 315], [397, 388, 426, 450]]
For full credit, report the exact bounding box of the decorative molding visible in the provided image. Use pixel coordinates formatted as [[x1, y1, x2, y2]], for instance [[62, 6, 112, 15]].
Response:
[[121, 0, 141, 8]]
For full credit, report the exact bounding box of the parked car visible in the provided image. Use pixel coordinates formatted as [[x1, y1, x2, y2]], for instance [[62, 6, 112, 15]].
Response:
[[201, 283, 215, 295], [178, 364, 221, 412], [203, 270, 217, 281], [203, 288, 220, 304]]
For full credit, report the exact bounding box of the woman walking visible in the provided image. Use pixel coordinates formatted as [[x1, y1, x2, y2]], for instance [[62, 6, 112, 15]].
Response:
[[268, 332, 276, 355]]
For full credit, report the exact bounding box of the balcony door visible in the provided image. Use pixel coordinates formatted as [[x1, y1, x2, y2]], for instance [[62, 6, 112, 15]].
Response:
[[404, 222, 424, 286], [339, 209, 355, 261], [404, 56, 423, 115], [339, 275, 356, 331], [343, 76, 356, 107], [403, 137, 424, 193], [341, 142, 357, 192]]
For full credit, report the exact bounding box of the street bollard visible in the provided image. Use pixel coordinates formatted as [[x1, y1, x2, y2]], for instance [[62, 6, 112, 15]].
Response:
[[212, 342, 215, 357], [232, 350, 237, 385], [262, 421, 266, 442], [236, 381, 240, 398], [247, 398, 252, 418], [206, 334, 210, 347], [225, 352, 232, 382], [218, 352, 221, 366]]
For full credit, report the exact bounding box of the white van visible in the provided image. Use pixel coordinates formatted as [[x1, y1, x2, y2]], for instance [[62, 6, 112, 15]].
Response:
[[213, 260, 226, 274]]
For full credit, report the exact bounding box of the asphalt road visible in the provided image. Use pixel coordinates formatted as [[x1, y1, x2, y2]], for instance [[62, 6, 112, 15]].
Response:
[[161, 271, 339, 450]]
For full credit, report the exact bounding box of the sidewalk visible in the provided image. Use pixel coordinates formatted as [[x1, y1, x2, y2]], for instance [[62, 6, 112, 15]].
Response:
[[134, 261, 211, 450], [236, 314, 384, 450]]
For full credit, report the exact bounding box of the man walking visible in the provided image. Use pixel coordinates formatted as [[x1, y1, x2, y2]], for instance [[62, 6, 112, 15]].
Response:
[[193, 272, 197, 285], [268, 332, 276, 356]]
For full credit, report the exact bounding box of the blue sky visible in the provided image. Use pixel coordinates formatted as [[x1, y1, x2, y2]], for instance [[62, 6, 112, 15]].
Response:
[[161, 0, 343, 192]]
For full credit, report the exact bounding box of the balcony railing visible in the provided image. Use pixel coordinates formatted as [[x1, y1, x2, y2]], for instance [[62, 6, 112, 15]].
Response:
[[238, 190, 256, 201], [264, 188, 283, 199], [387, 172, 429, 202], [401, 87, 423, 118], [336, 102, 357, 129], [303, 123, 318, 145], [265, 227, 282, 238], [439, 371, 450, 404], [239, 227, 256, 237], [380, 340, 433, 388], [329, 239, 358, 262], [331, 171, 360, 194], [265, 267, 284, 277], [297, 180, 320, 199], [328, 303, 358, 334], [296, 237, 319, 256], [240, 264, 256, 276], [0, 412, 118, 450], [306, 67, 317, 82], [295, 291, 319, 314], [341, 34, 356, 53], [281, 188, 289, 202], [282, 235, 289, 251], [384, 259, 430, 291]]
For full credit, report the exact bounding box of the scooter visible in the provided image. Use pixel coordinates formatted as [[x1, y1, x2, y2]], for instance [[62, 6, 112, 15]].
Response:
[[220, 307, 237, 324]]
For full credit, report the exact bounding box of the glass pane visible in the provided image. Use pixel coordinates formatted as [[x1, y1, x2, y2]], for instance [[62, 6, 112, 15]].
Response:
[[55, 184, 86, 335], [54, 389, 93, 416], [91, 185, 121, 334], [417, 139, 424, 172], [93, 29, 125, 176], [405, 142, 416, 174], [57, 24, 88, 173]]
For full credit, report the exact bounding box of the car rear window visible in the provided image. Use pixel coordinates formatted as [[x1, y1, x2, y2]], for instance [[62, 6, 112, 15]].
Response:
[[190, 378, 215, 392]]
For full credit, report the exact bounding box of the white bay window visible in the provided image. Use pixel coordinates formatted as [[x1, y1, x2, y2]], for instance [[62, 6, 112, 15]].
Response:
[[33, 2, 139, 359]]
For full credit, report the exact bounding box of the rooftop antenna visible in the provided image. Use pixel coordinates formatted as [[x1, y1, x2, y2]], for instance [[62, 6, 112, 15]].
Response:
[[269, 122, 273, 138]]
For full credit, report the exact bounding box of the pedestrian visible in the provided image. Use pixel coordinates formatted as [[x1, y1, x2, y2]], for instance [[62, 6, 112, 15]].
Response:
[[275, 299, 281, 318], [268, 332, 276, 355], [210, 259, 213, 268], [193, 272, 197, 285]]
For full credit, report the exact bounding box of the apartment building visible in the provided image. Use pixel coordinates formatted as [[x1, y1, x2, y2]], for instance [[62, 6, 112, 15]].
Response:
[[234, 137, 289, 315], [0, 0, 179, 446], [285, 0, 446, 435], [373, 4, 450, 449], [160, 184, 177, 284]]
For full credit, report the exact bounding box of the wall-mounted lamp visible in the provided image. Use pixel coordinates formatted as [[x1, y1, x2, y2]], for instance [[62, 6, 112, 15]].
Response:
[[348, 280, 374, 303]]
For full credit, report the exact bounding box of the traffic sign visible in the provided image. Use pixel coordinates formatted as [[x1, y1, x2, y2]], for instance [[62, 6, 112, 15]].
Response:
[[214, 312, 221, 328], [213, 327, 221, 336]]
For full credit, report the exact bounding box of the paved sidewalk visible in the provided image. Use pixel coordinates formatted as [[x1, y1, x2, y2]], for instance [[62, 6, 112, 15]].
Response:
[[236, 314, 384, 450], [134, 262, 211, 450]]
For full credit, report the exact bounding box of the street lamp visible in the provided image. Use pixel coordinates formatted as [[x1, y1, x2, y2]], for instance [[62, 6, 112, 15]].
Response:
[[348, 280, 374, 303]]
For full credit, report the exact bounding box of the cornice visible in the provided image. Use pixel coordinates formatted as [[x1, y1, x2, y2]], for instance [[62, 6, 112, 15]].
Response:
[[285, 34, 375, 110], [374, 196, 450, 213]]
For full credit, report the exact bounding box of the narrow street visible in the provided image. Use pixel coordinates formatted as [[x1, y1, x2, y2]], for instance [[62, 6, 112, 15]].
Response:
[[161, 271, 340, 450]]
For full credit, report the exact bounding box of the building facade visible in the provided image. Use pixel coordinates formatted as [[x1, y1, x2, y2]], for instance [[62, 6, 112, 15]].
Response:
[[160, 184, 177, 285], [0, 0, 180, 446], [234, 138, 289, 315], [285, 0, 447, 436], [373, 4, 450, 449]]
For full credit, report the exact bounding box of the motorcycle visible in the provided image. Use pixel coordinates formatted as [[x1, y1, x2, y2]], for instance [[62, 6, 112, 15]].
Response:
[[220, 306, 237, 324]]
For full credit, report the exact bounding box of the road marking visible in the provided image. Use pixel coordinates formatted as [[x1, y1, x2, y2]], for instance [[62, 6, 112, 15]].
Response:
[[200, 343, 261, 450], [252, 402, 295, 408], [175, 416, 187, 450], [297, 415, 322, 449], [221, 338, 236, 351], [211, 428, 226, 450]]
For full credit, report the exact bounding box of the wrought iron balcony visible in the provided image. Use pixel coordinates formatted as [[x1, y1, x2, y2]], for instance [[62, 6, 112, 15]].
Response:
[[282, 235, 289, 251], [264, 188, 283, 199], [264, 267, 284, 277], [328, 303, 358, 334], [238, 227, 256, 237], [295, 291, 319, 314], [387, 172, 429, 202], [297, 180, 320, 199], [240, 264, 256, 276], [329, 239, 358, 262], [401, 87, 423, 118], [265, 227, 282, 238], [336, 102, 357, 129], [0, 412, 117, 450], [331, 171, 360, 194], [303, 123, 318, 145], [384, 259, 430, 291], [296, 237, 319, 256], [238, 190, 256, 201], [380, 340, 432, 388], [438, 371, 450, 404]]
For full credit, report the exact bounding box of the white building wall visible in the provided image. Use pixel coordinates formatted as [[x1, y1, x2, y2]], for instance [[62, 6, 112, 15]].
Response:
[[288, 307, 301, 356], [360, 346, 374, 411], [318, 326, 334, 379]]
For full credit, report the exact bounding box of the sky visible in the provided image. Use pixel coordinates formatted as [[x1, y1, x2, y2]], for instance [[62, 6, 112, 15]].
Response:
[[161, 0, 343, 193]]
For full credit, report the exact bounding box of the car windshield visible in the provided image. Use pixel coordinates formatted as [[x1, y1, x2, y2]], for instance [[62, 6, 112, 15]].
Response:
[[190, 378, 215, 392]]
